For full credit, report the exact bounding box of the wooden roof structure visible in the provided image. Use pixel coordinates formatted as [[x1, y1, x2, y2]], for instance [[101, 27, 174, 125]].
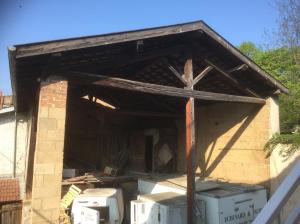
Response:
[[9, 20, 288, 112]]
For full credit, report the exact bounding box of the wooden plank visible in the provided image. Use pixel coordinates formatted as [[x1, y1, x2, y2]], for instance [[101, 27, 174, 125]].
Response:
[[16, 22, 203, 58], [192, 66, 213, 86], [67, 72, 265, 104], [162, 58, 187, 86], [70, 71, 266, 104], [205, 59, 261, 98], [184, 58, 196, 224]]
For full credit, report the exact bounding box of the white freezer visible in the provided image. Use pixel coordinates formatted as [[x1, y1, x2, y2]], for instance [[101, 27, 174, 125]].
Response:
[[72, 188, 124, 224]]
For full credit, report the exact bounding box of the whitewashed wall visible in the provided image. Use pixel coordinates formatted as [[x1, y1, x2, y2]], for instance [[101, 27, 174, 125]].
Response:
[[0, 110, 29, 201], [0, 112, 16, 176]]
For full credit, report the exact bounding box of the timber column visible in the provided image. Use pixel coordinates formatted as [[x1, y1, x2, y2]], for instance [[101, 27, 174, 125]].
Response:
[[184, 59, 196, 224], [31, 76, 68, 223]]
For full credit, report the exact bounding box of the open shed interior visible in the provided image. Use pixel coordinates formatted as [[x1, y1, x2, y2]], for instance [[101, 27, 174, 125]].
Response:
[[64, 88, 182, 174], [9, 21, 288, 223]]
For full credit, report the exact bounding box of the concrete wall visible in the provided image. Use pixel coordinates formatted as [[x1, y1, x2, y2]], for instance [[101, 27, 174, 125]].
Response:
[[177, 97, 277, 186]]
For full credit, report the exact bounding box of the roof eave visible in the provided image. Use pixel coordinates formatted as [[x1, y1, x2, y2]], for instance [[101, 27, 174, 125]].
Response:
[[8, 46, 18, 112]]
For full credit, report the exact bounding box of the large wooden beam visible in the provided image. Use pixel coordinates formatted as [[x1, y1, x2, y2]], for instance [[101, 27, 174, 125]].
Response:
[[184, 59, 196, 224], [68, 71, 266, 104]]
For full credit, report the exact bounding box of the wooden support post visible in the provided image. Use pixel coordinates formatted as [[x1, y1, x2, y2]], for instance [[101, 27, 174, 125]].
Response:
[[184, 58, 196, 224]]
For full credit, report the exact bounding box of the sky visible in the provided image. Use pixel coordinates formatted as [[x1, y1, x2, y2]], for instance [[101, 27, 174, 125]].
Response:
[[0, 0, 279, 95]]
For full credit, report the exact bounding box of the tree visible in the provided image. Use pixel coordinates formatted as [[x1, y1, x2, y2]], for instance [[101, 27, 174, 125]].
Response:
[[276, 0, 300, 68], [238, 42, 300, 132], [238, 42, 262, 60], [240, 0, 300, 157]]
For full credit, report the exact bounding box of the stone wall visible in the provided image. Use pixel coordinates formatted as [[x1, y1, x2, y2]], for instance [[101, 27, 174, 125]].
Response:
[[31, 77, 68, 224]]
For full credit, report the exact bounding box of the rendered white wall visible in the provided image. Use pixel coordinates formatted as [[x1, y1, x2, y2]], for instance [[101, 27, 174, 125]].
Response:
[[0, 112, 28, 177], [0, 112, 15, 177]]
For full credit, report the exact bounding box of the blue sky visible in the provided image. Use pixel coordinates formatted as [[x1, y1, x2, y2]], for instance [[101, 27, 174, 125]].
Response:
[[0, 0, 278, 94]]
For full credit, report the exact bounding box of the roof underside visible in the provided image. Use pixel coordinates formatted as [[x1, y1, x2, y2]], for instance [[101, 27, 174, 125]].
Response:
[[9, 21, 288, 113]]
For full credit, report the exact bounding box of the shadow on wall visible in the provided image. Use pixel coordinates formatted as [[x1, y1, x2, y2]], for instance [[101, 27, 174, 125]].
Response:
[[193, 102, 266, 184]]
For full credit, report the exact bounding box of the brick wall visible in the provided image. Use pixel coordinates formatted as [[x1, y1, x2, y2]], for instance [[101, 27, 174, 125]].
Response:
[[31, 77, 68, 224], [177, 98, 275, 186]]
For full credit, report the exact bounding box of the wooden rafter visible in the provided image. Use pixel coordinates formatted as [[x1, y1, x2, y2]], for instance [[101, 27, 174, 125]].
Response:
[[67, 71, 266, 104], [162, 58, 187, 86], [205, 59, 261, 98], [227, 64, 248, 73], [192, 66, 213, 86]]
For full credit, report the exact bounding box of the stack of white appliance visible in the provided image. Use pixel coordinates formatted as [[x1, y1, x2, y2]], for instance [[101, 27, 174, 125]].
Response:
[[132, 178, 267, 224], [71, 188, 124, 224]]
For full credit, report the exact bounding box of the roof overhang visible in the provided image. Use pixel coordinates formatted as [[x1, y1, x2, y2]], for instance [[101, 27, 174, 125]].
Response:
[[9, 20, 288, 112]]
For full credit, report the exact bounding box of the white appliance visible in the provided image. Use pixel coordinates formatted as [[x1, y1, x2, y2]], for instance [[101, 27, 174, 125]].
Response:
[[131, 192, 187, 224], [137, 178, 267, 224], [138, 177, 220, 195], [80, 207, 100, 224], [72, 188, 124, 224], [196, 184, 267, 224]]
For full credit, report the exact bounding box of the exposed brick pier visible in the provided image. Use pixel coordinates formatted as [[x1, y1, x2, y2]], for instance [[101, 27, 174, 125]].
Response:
[[31, 77, 68, 224]]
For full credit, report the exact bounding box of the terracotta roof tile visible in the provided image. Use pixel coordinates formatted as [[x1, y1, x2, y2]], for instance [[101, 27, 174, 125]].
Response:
[[0, 179, 20, 202]]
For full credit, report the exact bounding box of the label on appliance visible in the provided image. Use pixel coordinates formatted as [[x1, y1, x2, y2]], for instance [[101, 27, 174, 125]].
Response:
[[80, 207, 100, 224]]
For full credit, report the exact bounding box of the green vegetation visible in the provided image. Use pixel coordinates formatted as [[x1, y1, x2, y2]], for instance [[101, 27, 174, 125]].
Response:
[[264, 133, 300, 159], [238, 0, 300, 156], [239, 42, 300, 133], [238, 43, 300, 156]]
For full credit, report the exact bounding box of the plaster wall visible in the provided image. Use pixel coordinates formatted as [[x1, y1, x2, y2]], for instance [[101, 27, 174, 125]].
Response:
[[0, 112, 29, 178]]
